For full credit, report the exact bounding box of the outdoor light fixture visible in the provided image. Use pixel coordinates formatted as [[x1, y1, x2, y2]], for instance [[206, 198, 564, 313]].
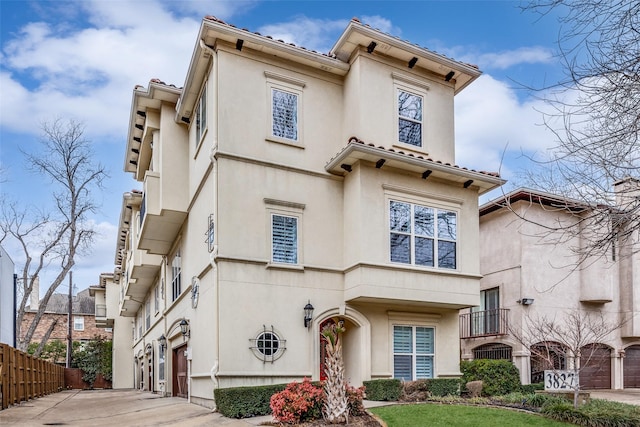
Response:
[[518, 298, 535, 305], [158, 334, 166, 349], [303, 301, 314, 328], [179, 319, 190, 338]]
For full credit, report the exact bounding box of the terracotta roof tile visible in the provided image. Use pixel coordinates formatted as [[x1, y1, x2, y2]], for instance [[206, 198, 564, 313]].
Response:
[[330, 136, 501, 179]]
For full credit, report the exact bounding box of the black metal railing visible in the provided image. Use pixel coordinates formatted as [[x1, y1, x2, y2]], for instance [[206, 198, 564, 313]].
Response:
[[460, 308, 509, 339]]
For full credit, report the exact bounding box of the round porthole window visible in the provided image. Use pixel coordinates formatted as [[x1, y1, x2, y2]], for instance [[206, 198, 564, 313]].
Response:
[[250, 327, 286, 362]]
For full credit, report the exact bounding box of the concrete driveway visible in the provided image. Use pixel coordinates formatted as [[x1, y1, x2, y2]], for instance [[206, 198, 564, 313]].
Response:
[[0, 389, 258, 426], [589, 388, 640, 406]]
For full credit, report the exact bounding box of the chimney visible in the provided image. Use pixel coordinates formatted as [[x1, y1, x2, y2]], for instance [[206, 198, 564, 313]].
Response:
[[30, 276, 40, 311]]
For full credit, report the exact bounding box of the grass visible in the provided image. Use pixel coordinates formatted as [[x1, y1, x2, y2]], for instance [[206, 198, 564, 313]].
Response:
[[370, 403, 573, 427]]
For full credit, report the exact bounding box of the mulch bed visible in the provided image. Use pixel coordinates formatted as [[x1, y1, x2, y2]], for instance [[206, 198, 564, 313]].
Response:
[[261, 413, 382, 426]]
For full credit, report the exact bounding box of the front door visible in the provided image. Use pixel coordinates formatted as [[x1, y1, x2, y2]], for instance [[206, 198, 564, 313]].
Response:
[[172, 344, 188, 398], [319, 318, 336, 381]]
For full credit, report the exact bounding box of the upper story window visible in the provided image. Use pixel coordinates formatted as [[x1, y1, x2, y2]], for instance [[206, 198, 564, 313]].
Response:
[[171, 249, 182, 301], [74, 316, 84, 331], [266, 198, 305, 267], [272, 89, 298, 141], [154, 284, 159, 313], [398, 89, 423, 147], [272, 214, 298, 264], [195, 85, 207, 146], [389, 200, 457, 269], [145, 300, 151, 330], [265, 71, 306, 147]]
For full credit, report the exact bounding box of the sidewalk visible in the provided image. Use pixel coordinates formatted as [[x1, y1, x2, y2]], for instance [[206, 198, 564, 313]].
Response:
[[0, 389, 251, 426]]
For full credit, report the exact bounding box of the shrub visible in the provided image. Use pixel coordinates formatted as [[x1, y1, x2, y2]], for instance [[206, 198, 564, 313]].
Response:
[[540, 398, 640, 426], [466, 380, 483, 398], [215, 383, 286, 418], [363, 379, 402, 401], [428, 378, 461, 397], [346, 384, 366, 416], [270, 378, 324, 424], [520, 382, 544, 394], [460, 359, 521, 396]]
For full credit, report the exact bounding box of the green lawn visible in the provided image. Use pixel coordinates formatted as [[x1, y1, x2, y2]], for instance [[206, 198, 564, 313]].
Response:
[[370, 403, 573, 427]]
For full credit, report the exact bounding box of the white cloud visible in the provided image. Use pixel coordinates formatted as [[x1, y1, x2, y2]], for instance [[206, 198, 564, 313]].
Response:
[[455, 74, 558, 177], [257, 17, 349, 54], [476, 46, 554, 70]]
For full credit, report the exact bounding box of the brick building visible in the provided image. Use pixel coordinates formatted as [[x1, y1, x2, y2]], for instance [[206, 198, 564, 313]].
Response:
[[21, 288, 113, 345]]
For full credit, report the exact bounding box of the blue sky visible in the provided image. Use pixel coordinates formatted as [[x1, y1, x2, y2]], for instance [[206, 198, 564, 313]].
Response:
[[1, 0, 565, 295]]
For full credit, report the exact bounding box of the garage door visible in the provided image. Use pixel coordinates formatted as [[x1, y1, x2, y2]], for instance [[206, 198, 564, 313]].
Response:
[[580, 344, 611, 389], [624, 345, 640, 388]]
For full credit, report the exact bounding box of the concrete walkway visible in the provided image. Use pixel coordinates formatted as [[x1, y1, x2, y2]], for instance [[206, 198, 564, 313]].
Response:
[[0, 389, 252, 426]]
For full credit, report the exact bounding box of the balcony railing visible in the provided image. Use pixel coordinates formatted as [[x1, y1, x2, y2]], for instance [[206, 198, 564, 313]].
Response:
[[95, 304, 107, 318], [460, 308, 510, 339]]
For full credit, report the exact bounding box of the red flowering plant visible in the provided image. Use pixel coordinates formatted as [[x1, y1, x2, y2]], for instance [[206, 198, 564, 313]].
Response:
[[270, 378, 324, 424], [346, 384, 366, 416]]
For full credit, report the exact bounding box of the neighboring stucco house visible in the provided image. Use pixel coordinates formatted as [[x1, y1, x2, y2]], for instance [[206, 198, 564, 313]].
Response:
[[0, 245, 16, 346], [90, 273, 132, 388], [461, 185, 640, 390], [113, 16, 503, 407]]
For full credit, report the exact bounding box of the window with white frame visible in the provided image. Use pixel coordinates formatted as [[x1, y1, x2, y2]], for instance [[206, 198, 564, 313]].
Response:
[[265, 71, 305, 146], [158, 344, 165, 381], [389, 200, 457, 269], [272, 214, 298, 264], [171, 249, 182, 301], [154, 284, 159, 313], [73, 316, 84, 331], [145, 300, 150, 330], [397, 89, 423, 147], [195, 85, 207, 146], [393, 325, 435, 380]]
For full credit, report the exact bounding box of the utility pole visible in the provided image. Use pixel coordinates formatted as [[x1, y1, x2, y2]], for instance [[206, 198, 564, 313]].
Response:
[[66, 271, 72, 368]]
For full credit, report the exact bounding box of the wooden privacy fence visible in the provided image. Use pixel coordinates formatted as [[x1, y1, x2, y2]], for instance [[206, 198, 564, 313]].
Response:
[[0, 343, 65, 410]]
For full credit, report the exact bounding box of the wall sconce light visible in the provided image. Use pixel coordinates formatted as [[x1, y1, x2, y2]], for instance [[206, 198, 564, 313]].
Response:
[[179, 319, 190, 338], [518, 298, 534, 305], [158, 334, 166, 349], [303, 301, 314, 328]]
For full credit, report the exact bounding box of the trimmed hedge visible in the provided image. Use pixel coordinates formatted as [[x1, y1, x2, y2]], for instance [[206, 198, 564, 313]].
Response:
[[426, 378, 461, 397], [520, 382, 544, 394], [460, 359, 521, 396], [214, 383, 286, 418], [363, 379, 402, 401]]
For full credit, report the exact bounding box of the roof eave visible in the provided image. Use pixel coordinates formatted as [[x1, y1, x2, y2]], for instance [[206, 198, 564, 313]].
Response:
[[326, 143, 504, 195]]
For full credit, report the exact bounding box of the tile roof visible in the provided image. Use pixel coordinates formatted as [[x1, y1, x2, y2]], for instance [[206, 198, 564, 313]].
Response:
[[328, 136, 501, 178]]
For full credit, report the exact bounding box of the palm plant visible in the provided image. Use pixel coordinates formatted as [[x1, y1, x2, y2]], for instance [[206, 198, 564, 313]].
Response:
[[321, 321, 348, 423]]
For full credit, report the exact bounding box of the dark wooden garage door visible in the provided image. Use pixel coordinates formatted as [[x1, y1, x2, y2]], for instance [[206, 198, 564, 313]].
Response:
[[624, 345, 640, 388], [580, 344, 611, 389], [172, 344, 188, 398]]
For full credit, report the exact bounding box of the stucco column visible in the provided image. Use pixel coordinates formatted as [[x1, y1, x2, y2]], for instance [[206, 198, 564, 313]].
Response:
[[513, 350, 530, 384]]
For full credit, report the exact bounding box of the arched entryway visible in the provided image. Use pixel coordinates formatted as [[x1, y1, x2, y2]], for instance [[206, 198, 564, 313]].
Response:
[[315, 307, 371, 386], [580, 343, 612, 389], [623, 344, 640, 388], [530, 341, 566, 384]]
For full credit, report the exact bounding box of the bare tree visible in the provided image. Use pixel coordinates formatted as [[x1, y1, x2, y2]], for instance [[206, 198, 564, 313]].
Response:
[[511, 310, 622, 408], [516, 1, 640, 263], [0, 118, 106, 353]]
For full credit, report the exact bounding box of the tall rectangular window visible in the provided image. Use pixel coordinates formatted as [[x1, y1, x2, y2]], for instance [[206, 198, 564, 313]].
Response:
[[195, 85, 207, 145], [145, 300, 151, 330], [393, 325, 434, 381], [158, 345, 165, 381], [272, 214, 298, 264], [172, 249, 182, 301], [390, 200, 457, 269], [154, 285, 159, 313], [272, 88, 298, 141], [398, 89, 423, 147], [73, 316, 84, 331]]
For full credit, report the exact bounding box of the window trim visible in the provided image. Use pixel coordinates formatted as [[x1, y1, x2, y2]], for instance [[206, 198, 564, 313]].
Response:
[[73, 316, 85, 331], [171, 249, 182, 302], [265, 71, 305, 148], [388, 198, 458, 270], [392, 324, 436, 381], [393, 74, 429, 150], [265, 199, 305, 269], [194, 83, 207, 149]]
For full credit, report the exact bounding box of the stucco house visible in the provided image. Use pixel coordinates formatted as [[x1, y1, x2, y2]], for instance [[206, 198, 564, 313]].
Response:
[[112, 16, 503, 407], [461, 185, 640, 390], [0, 245, 16, 347]]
